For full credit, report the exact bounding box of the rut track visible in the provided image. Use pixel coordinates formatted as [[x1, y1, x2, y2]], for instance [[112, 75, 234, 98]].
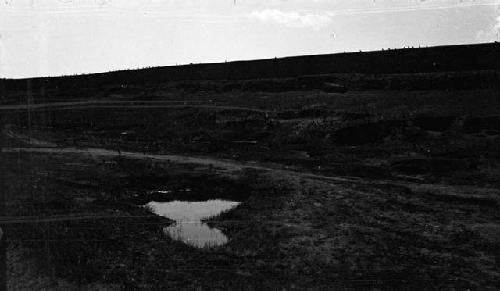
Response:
[[2, 130, 500, 205], [0, 100, 270, 113]]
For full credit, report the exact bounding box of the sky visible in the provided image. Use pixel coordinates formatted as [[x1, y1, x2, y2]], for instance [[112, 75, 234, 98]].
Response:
[[0, 0, 499, 79]]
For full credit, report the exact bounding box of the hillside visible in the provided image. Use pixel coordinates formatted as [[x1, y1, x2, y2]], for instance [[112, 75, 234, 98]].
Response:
[[2, 41, 500, 290], [1, 42, 499, 96]]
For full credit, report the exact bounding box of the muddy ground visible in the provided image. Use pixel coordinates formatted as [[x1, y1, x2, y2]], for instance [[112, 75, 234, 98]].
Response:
[[1, 85, 500, 290]]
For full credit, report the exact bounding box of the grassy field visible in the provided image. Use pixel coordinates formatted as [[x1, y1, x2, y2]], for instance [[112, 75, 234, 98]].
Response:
[[1, 44, 500, 290]]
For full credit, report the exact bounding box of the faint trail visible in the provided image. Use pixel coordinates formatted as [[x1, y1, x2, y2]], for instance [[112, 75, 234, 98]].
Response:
[[0, 214, 164, 225], [3, 127, 500, 204], [0, 100, 270, 113], [0, 146, 355, 183], [3, 146, 500, 204], [2, 129, 57, 147]]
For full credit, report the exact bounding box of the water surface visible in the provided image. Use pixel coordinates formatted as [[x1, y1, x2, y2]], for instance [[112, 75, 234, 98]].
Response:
[[147, 199, 240, 248]]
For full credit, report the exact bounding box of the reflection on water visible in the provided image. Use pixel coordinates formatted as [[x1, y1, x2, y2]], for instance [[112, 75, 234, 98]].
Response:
[[146, 200, 240, 248]]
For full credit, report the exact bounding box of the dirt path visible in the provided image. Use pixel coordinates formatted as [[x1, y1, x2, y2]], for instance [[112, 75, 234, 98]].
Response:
[[2, 128, 58, 147], [0, 100, 269, 113], [3, 125, 500, 205], [3, 144, 500, 204], [0, 214, 160, 225], [1, 146, 353, 182]]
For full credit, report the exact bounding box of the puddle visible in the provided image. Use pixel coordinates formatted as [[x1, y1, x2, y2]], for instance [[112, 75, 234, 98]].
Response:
[[149, 190, 172, 194], [146, 200, 240, 248]]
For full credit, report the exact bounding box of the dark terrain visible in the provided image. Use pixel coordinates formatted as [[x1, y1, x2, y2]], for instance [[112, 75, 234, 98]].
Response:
[[1, 43, 500, 290]]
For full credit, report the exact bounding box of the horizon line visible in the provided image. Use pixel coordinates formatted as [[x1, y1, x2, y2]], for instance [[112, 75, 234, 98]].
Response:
[[1, 41, 496, 81]]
